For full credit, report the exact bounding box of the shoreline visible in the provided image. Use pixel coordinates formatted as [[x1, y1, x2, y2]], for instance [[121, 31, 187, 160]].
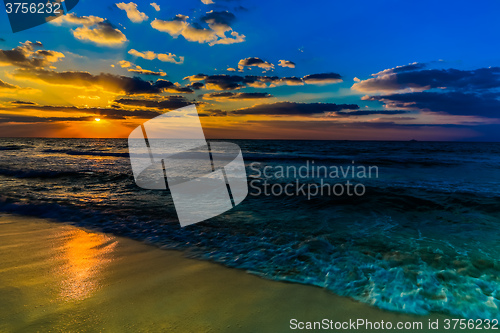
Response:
[[0, 213, 462, 332]]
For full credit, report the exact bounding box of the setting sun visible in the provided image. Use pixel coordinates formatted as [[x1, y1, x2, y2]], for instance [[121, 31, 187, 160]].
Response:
[[95, 118, 101, 122]]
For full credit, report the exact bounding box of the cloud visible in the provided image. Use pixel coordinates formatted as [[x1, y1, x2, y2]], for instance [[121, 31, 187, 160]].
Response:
[[201, 0, 214, 4], [230, 102, 359, 115], [183, 74, 208, 81], [335, 110, 411, 116], [203, 74, 245, 90], [118, 60, 133, 68], [354, 65, 500, 119], [183, 74, 273, 90], [352, 66, 500, 94], [151, 15, 187, 37], [278, 77, 303, 86], [128, 49, 184, 64], [186, 82, 204, 90], [113, 96, 193, 110], [201, 10, 236, 26], [238, 57, 274, 71], [278, 60, 295, 68], [73, 22, 127, 46], [10, 100, 35, 105], [367, 92, 500, 118], [1, 104, 163, 119], [202, 92, 273, 100], [128, 49, 156, 60], [13, 68, 181, 94], [116, 2, 149, 23], [303, 73, 342, 85], [181, 72, 346, 90], [151, 11, 245, 46], [372, 62, 427, 77], [127, 66, 166, 76], [51, 14, 127, 47], [182, 73, 343, 90], [150, 2, 160, 11], [51, 13, 104, 26], [0, 41, 64, 68], [0, 114, 94, 123], [0, 79, 19, 90], [154, 79, 194, 93]]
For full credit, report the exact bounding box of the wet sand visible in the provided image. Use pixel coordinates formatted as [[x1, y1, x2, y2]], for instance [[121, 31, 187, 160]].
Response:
[[0, 214, 461, 332]]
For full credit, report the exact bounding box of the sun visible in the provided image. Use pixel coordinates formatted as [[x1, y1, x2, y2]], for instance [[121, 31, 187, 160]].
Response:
[[94, 118, 101, 122]]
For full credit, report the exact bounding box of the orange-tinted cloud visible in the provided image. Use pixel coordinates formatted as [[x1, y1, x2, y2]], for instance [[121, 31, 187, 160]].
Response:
[[278, 60, 295, 68], [73, 22, 128, 46], [116, 2, 149, 23], [151, 11, 245, 46], [128, 49, 184, 64]]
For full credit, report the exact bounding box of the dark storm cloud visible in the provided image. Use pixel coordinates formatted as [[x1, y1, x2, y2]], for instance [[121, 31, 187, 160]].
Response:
[[114, 96, 193, 110], [0, 114, 93, 123], [1, 104, 162, 119], [187, 82, 205, 90], [183, 72, 345, 89], [204, 74, 246, 90], [154, 79, 194, 93], [336, 110, 411, 116], [367, 92, 500, 118], [353, 67, 500, 93], [13, 68, 193, 95], [354, 64, 500, 119], [200, 73, 340, 87], [202, 92, 273, 100], [231, 102, 359, 115], [10, 100, 35, 105], [302, 73, 342, 84]]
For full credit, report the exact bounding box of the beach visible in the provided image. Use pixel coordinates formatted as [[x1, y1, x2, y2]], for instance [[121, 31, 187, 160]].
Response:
[[1, 139, 500, 323], [0, 213, 465, 332]]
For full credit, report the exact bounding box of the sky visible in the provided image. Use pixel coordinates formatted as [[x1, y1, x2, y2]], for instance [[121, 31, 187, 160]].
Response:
[[1, 0, 500, 140]]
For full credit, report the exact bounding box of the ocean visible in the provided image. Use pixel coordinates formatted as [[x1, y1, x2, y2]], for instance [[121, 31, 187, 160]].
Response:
[[1, 138, 500, 320]]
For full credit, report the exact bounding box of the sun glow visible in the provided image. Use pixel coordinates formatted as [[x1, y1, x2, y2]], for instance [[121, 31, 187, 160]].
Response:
[[95, 118, 101, 122]]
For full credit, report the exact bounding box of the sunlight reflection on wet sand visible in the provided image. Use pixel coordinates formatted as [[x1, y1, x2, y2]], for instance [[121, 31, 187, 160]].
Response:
[[57, 229, 117, 301]]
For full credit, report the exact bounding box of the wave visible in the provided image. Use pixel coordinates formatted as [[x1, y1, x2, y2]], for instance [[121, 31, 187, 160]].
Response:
[[43, 148, 130, 158], [243, 152, 462, 167], [0, 168, 134, 182], [0, 145, 25, 151], [0, 168, 86, 179]]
